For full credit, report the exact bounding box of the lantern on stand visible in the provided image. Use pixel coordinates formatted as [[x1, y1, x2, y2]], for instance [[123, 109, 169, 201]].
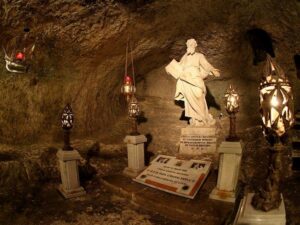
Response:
[[3, 27, 35, 73], [128, 95, 141, 136], [57, 103, 86, 198], [61, 104, 74, 151], [209, 85, 242, 203], [251, 55, 294, 212], [121, 40, 147, 177], [224, 85, 240, 141]]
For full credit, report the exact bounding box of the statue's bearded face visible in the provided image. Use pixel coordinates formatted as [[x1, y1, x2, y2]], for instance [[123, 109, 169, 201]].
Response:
[[187, 46, 196, 54], [186, 39, 197, 54]]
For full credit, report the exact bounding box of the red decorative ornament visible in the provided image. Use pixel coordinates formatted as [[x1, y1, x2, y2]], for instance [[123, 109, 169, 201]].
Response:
[[15, 52, 25, 61], [124, 75, 133, 84]]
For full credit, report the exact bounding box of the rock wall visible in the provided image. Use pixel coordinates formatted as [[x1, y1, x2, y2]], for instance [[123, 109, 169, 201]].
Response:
[[0, 0, 299, 150]]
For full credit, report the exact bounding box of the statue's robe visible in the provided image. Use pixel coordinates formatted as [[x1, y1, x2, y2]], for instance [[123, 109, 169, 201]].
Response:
[[166, 52, 216, 126]]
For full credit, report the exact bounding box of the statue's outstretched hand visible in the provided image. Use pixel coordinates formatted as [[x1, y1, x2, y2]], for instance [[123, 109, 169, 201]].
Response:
[[212, 69, 220, 77]]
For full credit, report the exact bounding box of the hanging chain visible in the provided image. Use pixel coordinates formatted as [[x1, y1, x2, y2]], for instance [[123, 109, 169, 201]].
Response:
[[130, 41, 136, 87], [124, 37, 129, 79]]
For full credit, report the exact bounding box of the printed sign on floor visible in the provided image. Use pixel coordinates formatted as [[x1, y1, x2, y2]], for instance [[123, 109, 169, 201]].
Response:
[[134, 155, 211, 199]]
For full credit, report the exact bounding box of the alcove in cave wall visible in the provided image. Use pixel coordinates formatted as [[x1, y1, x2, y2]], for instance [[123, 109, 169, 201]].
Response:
[[295, 54, 300, 79], [246, 28, 275, 65], [0, 0, 299, 154]]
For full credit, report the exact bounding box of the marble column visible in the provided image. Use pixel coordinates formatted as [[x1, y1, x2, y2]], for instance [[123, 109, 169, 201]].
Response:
[[123, 135, 147, 177], [209, 141, 242, 202], [57, 149, 86, 198]]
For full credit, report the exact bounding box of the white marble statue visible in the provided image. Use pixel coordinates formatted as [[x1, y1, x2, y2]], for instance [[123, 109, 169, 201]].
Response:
[[165, 38, 220, 126]]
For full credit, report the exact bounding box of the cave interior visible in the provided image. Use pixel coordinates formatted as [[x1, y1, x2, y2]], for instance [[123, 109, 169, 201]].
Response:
[[0, 0, 300, 225]]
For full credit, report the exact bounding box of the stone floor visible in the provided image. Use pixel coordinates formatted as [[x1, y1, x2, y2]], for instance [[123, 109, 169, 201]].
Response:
[[0, 127, 300, 225], [101, 172, 234, 225]]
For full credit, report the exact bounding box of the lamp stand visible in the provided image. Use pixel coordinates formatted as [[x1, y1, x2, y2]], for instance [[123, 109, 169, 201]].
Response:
[[251, 141, 284, 211], [226, 113, 239, 142], [130, 117, 140, 136], [63, 129, 73, 151], [234, 141, 286, 225]]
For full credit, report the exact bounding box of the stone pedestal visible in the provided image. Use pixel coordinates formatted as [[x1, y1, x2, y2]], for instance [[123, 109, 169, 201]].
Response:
[[57, 150, 86, 198], [234, 193, 286, 225], [123, 135, 147, 177], [179, 126, 217, 156], [210, 141, 242, 202]]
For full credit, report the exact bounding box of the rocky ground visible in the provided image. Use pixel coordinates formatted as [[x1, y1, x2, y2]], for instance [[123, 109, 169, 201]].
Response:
[[0, 138, 182, 225]]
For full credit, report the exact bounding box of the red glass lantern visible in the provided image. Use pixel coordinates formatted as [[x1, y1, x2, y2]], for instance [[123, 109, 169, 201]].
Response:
[[121, 75, 136, 101], [15, 52, 25, 61], [3, 28, 35, 73]]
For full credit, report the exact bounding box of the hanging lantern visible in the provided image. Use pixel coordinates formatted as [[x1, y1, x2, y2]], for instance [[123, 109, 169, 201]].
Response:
[[121, 75, 136, 100], [61, 104, 74, 130], [224, 85, 240, 114], [128, 95, 141, 118], [259, 56, 294, 137], [121, 39, 136, 102], [2, 27, 35, 73]]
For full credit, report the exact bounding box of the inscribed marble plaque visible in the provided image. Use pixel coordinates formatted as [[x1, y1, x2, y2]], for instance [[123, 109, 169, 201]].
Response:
[[134, 155, 211, 199], [179, 126, 217, 155]]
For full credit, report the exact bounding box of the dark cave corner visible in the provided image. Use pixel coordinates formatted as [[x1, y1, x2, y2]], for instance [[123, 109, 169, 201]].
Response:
[[206, 86, 221, 110], [247, 28, 275, 65], [294, 54, 300, 79]]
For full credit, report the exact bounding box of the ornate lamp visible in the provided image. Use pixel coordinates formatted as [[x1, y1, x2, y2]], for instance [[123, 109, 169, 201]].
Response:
[[128, 95, 141, 135], [251, 55, 294, 211], [3, 28, 35, 73], [61, 104, 74, 151], [224, 85, 240, 141]]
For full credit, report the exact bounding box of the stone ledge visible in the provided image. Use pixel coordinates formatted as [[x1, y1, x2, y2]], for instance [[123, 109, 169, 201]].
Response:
[[100, 172, 233, 225]]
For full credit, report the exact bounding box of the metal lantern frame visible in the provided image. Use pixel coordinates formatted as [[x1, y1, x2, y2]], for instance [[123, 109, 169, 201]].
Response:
[[251, 55, 294, 212], [61, 104, 74, 151], [61, 104, 74, 130], [224, 85, 240, 141], [259, 75, 294, 138], [224, 85, 240, 114]]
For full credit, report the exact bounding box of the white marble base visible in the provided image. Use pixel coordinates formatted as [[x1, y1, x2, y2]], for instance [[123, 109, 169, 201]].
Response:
[[234, 193, 286, 225], [123, 166, 146, 178], [179, 126, 217, 156], [58, 184, 86, 198], [57, 149, 86, 199], [210, 141, 242, 203], [123, 135, 147, 178], [209, 187, 236, 203]]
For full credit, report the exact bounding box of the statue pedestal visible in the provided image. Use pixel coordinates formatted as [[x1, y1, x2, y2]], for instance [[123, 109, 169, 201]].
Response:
[[210, 141, 242, 203], [123, 135, 147, 177], [179, 126, 217, 156], [57, 150, 86, 198], [234, 193, 286, 225]]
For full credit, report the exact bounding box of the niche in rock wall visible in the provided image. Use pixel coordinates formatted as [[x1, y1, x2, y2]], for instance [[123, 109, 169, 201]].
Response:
[[294, 54, 300, 79], [247, 28, 275, 65]]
